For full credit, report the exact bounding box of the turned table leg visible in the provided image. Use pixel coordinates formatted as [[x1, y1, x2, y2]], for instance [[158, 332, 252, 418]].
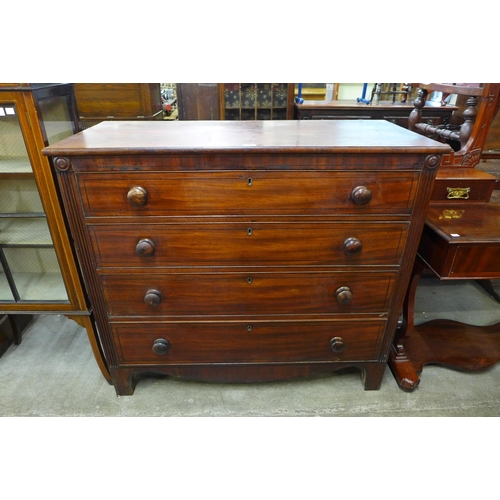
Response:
[[476, 279, 500, 304], [388, 258, 425, 391]]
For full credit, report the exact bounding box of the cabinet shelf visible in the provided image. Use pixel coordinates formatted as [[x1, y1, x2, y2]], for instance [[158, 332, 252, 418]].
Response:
[[0, 217, 53, 246], [0, 156, 33, 174], [0, 271, 69, 302]]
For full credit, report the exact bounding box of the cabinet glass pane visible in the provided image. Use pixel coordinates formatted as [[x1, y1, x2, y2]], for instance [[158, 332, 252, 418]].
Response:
[[0, 178, 44, 214], [0, 104, 32, 174], [1, 247, 69, 302], [223, 84, 289, 120], [38, 96, 74, 145], [256, 83, 272, 107], [224, 83, 240, 108], [0, 101, 69, 304], [273, 83, 288, 107], [241, 83, 256, 107], [0, 217, 52, 246], [0, 268, 14, 301]]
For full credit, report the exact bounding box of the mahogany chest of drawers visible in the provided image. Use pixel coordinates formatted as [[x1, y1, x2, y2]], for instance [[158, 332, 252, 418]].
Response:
[[43, 120, 449, 395]]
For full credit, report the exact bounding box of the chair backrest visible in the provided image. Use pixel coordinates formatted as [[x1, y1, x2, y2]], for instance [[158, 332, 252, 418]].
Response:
[[409, 83, 500, 168]]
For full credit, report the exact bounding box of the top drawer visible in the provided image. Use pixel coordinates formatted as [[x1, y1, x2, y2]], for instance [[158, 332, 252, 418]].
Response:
[[77, 171, 420, 217]]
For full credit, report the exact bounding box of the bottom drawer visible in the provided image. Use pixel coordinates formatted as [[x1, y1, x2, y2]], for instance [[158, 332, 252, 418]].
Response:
[[112, 320, 386, 364]]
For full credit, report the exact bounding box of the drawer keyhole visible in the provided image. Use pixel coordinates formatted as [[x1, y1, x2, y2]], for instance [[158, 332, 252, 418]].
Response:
[[247, 178, 252, 186], [247, 228, 253, 236]]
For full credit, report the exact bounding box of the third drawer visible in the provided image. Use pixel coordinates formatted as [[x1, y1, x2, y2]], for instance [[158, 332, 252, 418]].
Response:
[[101, 271, 396, 317]]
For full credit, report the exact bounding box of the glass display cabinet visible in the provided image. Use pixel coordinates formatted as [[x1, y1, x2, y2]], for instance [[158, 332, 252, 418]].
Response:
[[219, 83, 294, 120], [0, 83, 109, 380]]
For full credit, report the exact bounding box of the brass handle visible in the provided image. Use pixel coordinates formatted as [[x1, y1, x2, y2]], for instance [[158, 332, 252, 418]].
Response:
[[136, 238, 155, 258], [144, 289, 162, 306], [127, 186, 148, 206], [330, 337, 345, 353], [343, 237, 362, 256], [351, 185, 372, 206], [152, 338, 170, 355], [335, 286, 353, 304], [447, 187, 470, 199]]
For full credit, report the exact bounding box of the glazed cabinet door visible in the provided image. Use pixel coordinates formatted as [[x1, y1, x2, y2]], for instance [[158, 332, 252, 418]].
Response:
[[0, 85, 85, 311], [219, 83, 294, 120]]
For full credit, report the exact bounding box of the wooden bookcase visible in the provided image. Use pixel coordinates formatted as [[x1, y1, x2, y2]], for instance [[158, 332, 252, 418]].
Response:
[[73, 83, 163, 129]]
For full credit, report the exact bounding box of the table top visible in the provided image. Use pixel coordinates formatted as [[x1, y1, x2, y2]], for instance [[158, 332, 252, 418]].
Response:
[[43, 119, 451, 156], [426, 203, 500, 243]]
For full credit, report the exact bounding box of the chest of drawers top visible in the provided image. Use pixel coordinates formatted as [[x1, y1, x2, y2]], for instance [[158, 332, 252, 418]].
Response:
[[43, 119, 449, 168]]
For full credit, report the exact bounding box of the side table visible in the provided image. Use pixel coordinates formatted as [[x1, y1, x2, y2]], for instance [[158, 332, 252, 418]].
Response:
[[389, 202, 500, 390]]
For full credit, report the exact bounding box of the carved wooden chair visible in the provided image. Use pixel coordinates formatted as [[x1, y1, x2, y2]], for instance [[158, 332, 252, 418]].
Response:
[[408, 83, 500, 168]]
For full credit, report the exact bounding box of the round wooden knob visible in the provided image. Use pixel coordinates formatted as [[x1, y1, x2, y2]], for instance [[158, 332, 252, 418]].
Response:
[[127, 186, 148, 206], [330, 337, 345, 353], [351, 186, 372, 206], [144, 289, 162, 306], [335, 286, 353, 304], [344, 237, 362, 256], [136, 238, 155, 258], [152, 338, 170, 355]]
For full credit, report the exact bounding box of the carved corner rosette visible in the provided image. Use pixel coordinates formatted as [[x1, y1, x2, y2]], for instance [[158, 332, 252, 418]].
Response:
[[53, 156, 71, 172], [424, 154, 440, 170], [460, 149, 481, 168]]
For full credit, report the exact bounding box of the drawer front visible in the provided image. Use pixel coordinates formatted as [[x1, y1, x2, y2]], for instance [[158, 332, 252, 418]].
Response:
[[101, 272, 396, 317], [77, 171, 420, 217], [432, 179, 495, 202], [89, 222, 408, 268], [449, 245, 500, 278], [112, 320, 386, 364]]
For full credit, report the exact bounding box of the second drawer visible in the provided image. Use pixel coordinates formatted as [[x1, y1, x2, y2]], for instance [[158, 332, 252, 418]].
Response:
[[89, 222, 408, 268]]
